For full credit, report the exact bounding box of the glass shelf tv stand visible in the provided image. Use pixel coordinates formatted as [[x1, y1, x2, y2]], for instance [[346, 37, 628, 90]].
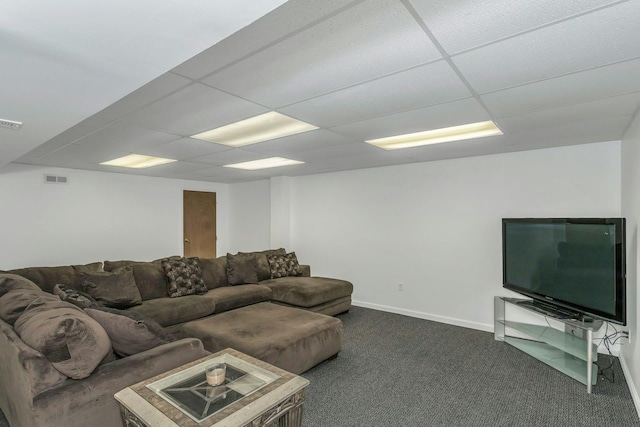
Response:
[[494, 296, 603, 393]]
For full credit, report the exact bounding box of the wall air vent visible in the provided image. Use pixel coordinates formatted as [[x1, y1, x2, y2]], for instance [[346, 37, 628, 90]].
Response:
[[44, 174, 69, 184], [0, 119, 23, 130]]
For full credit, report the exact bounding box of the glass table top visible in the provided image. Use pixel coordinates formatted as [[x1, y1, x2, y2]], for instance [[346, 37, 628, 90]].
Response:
[[146, 353, 280, 423]]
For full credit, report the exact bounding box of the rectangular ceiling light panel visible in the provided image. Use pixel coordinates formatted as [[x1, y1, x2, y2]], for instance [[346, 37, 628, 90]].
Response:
[[191, 112, 318, 147], [366, 121, 503, 150], [100, 154, 177, 168], [224, 157, 304, 170]]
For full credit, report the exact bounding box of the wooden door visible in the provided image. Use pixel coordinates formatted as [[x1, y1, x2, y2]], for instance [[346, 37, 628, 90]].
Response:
[[183, 190, 216, 258]]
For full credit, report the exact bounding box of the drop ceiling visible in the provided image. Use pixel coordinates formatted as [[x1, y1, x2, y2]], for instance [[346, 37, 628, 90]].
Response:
[[4, 0, 640, 183]]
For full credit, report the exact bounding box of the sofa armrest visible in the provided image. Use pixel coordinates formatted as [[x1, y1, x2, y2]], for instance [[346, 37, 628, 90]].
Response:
[[32, 338, 206, 427], [299, 264, 311, 277]]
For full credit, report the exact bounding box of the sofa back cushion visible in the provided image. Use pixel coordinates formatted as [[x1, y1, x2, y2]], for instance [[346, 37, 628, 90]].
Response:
[[104, 259, 174, 301], [5, 263, 103, 294], [14, 297, 111, 379], [198, 256, 228, 289]]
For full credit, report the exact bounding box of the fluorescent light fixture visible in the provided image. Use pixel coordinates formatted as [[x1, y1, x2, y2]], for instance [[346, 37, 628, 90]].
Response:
[[100, 154, 177, 168], [366, 120, 503, 150], [224, 157, 304, 171], [191, 112, 318, 147]]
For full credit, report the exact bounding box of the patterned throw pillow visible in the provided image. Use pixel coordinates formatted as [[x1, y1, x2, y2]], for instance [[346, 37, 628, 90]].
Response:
[[267, 252, 302, 279], [53, 284, 102, 309], [161, 257, 207, 298]]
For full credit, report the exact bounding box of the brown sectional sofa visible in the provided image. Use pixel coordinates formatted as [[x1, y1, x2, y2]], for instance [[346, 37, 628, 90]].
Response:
[[0, 249, 353, 427]]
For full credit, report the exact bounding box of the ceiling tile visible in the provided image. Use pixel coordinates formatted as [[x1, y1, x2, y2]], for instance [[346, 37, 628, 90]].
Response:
[[139, 138, 234, 160], [294, 142, 379, 163], [497, 93, 640, 134], [410, 0, 622, 54], [172, 0, 359, 79], [95, 73, 193, 120], [190, 149, 269, 166], [483, 58, 640, 118], [122, 83, 268, 136], [203, 0, 442, 107], [452, 1, 640, 93], [329, 97, 489, 141], [280, 60, 471, 127], [242, 130, 357, 156]]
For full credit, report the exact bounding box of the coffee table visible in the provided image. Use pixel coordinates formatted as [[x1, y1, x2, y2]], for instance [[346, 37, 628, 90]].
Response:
[[114, 348, 310, 427]]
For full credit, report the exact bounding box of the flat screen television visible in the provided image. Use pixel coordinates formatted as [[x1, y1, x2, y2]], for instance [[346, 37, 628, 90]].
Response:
[[502, 218, 626, 325]]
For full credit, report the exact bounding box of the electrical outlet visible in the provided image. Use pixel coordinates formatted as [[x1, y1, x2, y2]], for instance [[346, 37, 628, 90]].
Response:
[[398, 283, 404, 292], [623, 330, 631, 344]]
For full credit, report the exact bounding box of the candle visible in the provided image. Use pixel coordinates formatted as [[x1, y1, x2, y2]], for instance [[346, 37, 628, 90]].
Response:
[[206, 365, 226, 386]]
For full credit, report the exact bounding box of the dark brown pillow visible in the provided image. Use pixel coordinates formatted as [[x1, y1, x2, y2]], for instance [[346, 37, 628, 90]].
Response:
[[85, 307, 174, 357], [160, 257, 207, 298], [81, 267, 142, 309], [241, 248, 286, 281], [14, 297, 111, 379], [0, 289, 58, 325], [267, 252, 302, 279], [53, 284, 102, 309], [0, 274, 41, 297], [199, 256, 228, 289], [226, 253, 259, 285]]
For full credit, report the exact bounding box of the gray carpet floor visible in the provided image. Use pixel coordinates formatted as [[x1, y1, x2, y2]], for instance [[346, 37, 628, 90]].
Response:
[[301, 307, 640, 427], [1, 306, 638, 426]]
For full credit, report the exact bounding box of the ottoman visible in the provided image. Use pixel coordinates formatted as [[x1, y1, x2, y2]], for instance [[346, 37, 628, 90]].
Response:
[[260, 277, 353, 316], [181, 302, 343, 374]]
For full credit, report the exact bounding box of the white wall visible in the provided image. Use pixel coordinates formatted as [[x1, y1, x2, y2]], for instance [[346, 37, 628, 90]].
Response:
[[227, 179, 271, 254], [0, 164, 229, 268], [621, 113, 640, 415], [290, 142, 621, 330]]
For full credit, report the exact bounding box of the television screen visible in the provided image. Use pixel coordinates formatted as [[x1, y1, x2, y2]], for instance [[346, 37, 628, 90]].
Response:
[[502, 218, 626, 325]]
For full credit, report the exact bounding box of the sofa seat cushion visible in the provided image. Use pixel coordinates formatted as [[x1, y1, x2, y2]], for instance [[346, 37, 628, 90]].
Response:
[[261, 277, 354, 308], [126, 295, 215, 327], [203, 284, 272, 313], [181, 302, 343, 374]]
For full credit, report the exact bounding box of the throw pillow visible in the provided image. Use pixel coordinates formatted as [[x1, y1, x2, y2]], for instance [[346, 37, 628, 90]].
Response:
[[85, 307, 174, 357], [14, 297, 111, 379], [53, 284, 102, 309], [0, 289, 58, 325], [0, 273, 41, 297], [161, 257, 207, 298], [226, 253, 259, 285], [267, 252, 302, 279], [81, 267, 142, 309]]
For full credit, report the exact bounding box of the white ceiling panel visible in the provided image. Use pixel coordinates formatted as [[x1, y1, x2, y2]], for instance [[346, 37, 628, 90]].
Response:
[[483, 58, 640, 118], [498, 93, 640, 134], [410, 0, 623, 54], [203, 0, 441, 107], [95, 73, 193, 121], [244, 130, 358, 156], [329, 97, 488, 141], [172, 0, 360, 79], [122, 83, 268, 136], [452, 1, 640, 93], [139, 138, 234, 161], [190, 149, 270, 167], [280, 60, 471, 127]]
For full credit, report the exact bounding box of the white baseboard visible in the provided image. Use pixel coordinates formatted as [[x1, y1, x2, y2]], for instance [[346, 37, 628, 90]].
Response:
[[619, 354, 640, 419], [351, 300, 494, 333]]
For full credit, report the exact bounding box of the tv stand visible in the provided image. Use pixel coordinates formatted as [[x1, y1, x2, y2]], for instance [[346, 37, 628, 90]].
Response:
[[494, 297, 603, 393]]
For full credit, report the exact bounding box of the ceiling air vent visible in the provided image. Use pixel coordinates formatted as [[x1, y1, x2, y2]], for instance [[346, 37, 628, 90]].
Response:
[[0, 119, 23, 130], [44, 174, 69, 184]]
